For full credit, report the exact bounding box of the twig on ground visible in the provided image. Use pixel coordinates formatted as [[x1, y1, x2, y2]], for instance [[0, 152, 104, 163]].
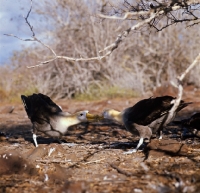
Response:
[[36, 159, 72, 164], [82, 158, 105, 165], [110, 163, 134, 177]]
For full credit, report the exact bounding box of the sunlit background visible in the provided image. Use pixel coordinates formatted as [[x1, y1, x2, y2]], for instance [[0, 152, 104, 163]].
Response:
[[0, 0, 200, 102]]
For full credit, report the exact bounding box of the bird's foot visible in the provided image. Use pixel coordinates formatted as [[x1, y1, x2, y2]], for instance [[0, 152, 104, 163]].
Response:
[[56, 139, 64, 144], [123, 149, 137, 154], [33, 133, 38, 147], [158, 131, 163, 140]]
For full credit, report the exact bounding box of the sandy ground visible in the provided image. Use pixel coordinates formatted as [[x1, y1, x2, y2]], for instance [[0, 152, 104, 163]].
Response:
[[0, 86, 200, 193]]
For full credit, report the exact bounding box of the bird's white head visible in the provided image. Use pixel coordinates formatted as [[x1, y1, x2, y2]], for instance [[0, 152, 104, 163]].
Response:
[[76, 110, 101, 122]]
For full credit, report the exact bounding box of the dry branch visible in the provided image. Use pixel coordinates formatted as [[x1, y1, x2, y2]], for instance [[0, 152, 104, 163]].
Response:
[[36, 159, 73, 164], [98, 11, 149, 20], [5, 0, 199, 68], [4, 0, 112, 68], [82, 158, 105, 165], [110, 163, 134, 177], [3, 0, 200, 99], [99, 4, 192, 54], [4, 35, 111, 68], [166, 52, 200, 124]]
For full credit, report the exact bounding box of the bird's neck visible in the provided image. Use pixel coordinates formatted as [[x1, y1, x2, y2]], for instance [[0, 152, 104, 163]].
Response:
[[59, 116, 81, 128]]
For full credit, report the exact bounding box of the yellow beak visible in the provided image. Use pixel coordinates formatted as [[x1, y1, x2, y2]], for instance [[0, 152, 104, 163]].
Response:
[[86, 113, 104, 121]]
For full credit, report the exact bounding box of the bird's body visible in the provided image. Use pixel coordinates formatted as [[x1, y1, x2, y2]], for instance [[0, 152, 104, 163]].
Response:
[[21, 93, 98, 147], [32, 113, 81, 137], [103, 96, 191, 153]]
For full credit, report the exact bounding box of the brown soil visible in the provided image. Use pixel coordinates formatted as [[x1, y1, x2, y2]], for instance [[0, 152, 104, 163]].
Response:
[[0, 86, 200, 193]]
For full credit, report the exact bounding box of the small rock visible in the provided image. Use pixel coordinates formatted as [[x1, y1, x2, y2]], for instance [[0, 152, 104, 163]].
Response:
[[0, 150, 37, 175], [27, 145, 48, 161], [147, 139, 189, 155], [0, 132, 7, 141]]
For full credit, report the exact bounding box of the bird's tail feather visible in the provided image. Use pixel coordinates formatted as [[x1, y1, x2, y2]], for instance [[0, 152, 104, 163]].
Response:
[[21, 95, 31, 115], [177, 102, 192, 112]]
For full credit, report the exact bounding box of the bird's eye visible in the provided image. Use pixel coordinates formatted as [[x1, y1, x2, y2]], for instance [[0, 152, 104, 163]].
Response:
[[80, 113, 83, 116]]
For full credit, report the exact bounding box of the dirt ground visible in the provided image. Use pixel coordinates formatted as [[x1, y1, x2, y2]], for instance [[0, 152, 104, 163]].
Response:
[[0, 86, 200, 193]]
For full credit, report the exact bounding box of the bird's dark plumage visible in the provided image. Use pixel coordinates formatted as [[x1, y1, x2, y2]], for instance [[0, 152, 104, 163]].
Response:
[[184, 113, 200, 129], [21, 93, 62, 124], [103, 96, 191, 153], [21, 93, 98, 147], [124, 96, 189, 126], [181, 113, 200, 137]]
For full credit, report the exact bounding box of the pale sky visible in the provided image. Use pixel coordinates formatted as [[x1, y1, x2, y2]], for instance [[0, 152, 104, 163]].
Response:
[[0, 0, 36, 65]]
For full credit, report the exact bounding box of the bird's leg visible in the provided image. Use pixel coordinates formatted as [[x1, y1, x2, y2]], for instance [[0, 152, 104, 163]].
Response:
[[56, 138, 64, 144], [159, 131, 162, 140], [123, 137, 144, 154], [181, 126, 188, 139], [32, 124, 38, 147], [33, 133, 38, 147]]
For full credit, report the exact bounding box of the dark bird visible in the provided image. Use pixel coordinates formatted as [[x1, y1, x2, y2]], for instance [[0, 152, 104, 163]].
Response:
[[102, 96, 191, 154], [181, 112, 200, 138], [21, 93, 99, 147]]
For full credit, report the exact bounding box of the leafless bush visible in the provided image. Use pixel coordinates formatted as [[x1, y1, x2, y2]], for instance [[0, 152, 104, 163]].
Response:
[[3, 0, 200, 100], [0, 63, 36, 102], [101, 0, 200, 30]]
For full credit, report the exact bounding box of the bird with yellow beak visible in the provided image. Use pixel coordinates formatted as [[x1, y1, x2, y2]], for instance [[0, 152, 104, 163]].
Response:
[[21, 93, 100, 147], [102, 96, 191, 154]]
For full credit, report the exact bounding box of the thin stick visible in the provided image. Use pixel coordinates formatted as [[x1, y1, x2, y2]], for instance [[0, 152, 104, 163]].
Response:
[[110, 163, 134, 177], [83, 158, 105, 165], [36, 159, 72, 163]]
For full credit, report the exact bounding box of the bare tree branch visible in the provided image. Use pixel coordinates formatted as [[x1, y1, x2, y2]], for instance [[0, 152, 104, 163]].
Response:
[[4, 33, 35, 42], [98, 10, 149, 20], [166, 52, 200, 124], [98, 2, 199, 53], [4, 0, 199, 69], [4, 29, 111, 68], [4, 0, 112, 68], [24, 0, 35, 37]]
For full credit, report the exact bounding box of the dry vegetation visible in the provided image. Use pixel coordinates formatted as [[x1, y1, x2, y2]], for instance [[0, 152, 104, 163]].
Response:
[[0, 1, 200, 192], [1, 0, 200, 102]]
